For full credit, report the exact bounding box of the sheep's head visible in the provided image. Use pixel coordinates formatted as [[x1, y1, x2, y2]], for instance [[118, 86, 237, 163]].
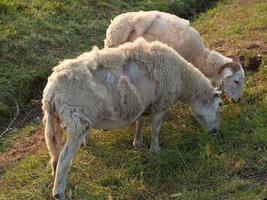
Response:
[[190, 90, 222, 134], [219, 62, 245, 102]]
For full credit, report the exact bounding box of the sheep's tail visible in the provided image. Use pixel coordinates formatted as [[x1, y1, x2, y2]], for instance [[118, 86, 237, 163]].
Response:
[[43, 102, 63, 176], [44, 110, 55, 155]]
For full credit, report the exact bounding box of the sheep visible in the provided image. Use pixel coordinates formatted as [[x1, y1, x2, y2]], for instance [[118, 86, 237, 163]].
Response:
[[42, 38, 222, 199], [104, 11, 245, 102]]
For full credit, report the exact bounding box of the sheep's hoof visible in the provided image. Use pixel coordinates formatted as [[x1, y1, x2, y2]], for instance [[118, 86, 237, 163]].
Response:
[[53, 193, 66, 200], [82, 137, 90, 146], [149, 145, 160, 154], [133, 140, 147, 149], [82, 141, 88, 146]]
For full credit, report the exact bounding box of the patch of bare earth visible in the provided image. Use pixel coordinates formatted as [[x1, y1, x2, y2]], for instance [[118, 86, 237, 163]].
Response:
[[0, 128, 45, 170], [210, 40, 265, 72]]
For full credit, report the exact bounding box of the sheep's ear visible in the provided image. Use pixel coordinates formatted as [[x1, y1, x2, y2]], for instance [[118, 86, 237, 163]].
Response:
[[222, 69, 234, 78], [214, 87, 222, 91], [92, 45, 99, 51], [214, 90, 222, 97], [218, 62, 241, 75], [228, 55, 241, 64]]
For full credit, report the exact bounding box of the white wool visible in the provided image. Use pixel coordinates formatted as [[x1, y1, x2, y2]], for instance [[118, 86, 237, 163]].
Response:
[[43, 38, 221, 198], [43, 38, 214, 135], [104, 11, 245, 100]]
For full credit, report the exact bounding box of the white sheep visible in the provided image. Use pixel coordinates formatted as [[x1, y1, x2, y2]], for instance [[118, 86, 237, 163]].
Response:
[[42, 38, 222, 199], [105, 11, 245, 102]]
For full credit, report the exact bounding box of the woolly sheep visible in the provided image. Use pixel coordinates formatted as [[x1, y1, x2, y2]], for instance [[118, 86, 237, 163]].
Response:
[[104, 11, 245, 102], [42, 38, 222, 199]]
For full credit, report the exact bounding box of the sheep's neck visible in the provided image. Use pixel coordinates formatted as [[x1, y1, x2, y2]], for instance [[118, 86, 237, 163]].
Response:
[[176, 62, 212, 105], [195, 48, 231, 79]]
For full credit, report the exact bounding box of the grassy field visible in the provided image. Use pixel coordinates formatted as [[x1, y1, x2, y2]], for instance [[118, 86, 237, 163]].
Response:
[[0, 0, 267, 199]]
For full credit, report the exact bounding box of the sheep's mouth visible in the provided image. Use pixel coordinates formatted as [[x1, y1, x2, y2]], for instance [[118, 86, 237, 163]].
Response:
[[208, 127, 218, 135], [193, 113, 219, 134], [231, 97, 241, 103]]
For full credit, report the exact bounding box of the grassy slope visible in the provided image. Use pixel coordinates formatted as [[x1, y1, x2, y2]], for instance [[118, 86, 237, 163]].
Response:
[[0, 0, 267, 199]]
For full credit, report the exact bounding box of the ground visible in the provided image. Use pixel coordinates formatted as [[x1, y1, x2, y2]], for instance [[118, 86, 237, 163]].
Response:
[[0, 0, 267, 199]]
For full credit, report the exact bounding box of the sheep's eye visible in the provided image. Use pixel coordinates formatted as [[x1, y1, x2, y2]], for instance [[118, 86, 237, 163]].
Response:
[[218, 102, 222, 107], [234, 80, 239, 84]]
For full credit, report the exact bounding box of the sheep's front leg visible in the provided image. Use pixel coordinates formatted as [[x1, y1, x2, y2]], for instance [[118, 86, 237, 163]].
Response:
[[133, 117, 145, 148], [218, 79, 224, 92], [150, 112, 164, 154], [82, 133, 90, 146], [53, 132, 86, 200]]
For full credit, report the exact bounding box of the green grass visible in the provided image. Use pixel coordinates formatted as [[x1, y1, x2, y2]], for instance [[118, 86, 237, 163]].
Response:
[[1, 0, 267, 199], [193, 0, 267, 56]]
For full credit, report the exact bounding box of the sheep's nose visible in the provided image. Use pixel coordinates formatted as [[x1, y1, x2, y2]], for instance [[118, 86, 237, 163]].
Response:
[[232, 98, 241, 103], [208, 127, 218, 135]]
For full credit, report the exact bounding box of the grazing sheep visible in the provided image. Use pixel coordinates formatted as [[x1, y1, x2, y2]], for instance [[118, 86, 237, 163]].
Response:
[[104, 11, 245, 102], [42, 38, 222, 199]]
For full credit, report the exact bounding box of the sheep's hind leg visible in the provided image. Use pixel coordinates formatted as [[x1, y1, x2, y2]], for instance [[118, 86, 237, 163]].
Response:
[[149, 112, 164, 154], [133, 117, 146, 148], [51, 115, 63, 176], [52, 129, 89, 200]]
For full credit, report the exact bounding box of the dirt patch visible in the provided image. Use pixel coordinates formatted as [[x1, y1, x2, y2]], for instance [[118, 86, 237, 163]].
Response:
[[239, 54, 263, 72], [0, 102, 42, 137], [213, 42, 264, 72], [235, 167, 267, 184], [0, 128, 45, 170], [208, 33, 266, 72]]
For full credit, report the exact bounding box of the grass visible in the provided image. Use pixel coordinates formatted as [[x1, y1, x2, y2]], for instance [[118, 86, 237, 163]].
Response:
[[0, 0, 267, 199], [193, 0, 267, 57]]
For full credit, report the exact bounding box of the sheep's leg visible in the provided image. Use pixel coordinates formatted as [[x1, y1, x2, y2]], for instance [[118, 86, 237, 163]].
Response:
[[44, 113, 63, 177], [133, 117, 145, 148], [218, 79, 224, 92], [150, 112, 164, 154], [52, 131, 87, 200], [82, 132, 90, 146]]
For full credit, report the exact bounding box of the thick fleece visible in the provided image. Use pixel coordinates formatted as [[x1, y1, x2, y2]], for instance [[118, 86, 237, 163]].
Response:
[[105, 11, 245, 101], [42, 38, 221, 199]]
